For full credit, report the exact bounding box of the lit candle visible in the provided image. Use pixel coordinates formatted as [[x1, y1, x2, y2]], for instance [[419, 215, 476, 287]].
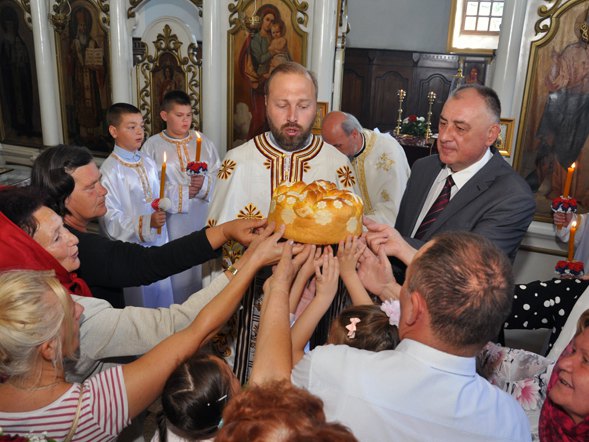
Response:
[[159, 151, 167, 199], [563, 162, 576, 198], [568, 220, 577, 261], [196, 132, 202, 162], [157, 152, 167, 234]]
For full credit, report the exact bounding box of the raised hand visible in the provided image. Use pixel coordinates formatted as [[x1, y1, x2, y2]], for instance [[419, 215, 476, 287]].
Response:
[[337, 235, 366, 278], [314, 248, 340, 302], [357, 246, 401, 301]]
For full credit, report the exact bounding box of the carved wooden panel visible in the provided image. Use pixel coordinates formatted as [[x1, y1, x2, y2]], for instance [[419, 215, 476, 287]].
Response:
[[341, 49, 488, 133]]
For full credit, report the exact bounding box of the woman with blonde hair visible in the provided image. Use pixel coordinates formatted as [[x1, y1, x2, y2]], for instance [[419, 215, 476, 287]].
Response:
[[0, 224, 287, 440]]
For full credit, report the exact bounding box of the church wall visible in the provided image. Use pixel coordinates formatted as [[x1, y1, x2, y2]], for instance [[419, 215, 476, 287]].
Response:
[[346, 0, 451, 53]]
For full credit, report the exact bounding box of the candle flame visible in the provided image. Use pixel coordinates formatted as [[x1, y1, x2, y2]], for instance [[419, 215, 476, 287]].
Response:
[[572, 220, 577, 229], [571, 162, 576, 170], [196, 132, 201, 140], [163, 151, 167, 163]]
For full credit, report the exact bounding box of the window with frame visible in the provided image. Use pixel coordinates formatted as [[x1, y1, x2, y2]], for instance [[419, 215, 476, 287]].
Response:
[[462, 1, 504, 34]]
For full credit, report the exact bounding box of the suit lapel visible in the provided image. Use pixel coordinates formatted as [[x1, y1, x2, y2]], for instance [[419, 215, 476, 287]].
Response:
[[405, 157, 443, 232], [424, 153, 503, 239]]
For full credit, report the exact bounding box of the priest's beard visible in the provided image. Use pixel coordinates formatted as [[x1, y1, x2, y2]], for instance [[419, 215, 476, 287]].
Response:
[[267, 118, 313, 152]]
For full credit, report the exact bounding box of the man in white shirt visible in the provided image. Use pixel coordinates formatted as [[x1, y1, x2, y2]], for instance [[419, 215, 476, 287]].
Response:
[[292, 232, 531, 442]]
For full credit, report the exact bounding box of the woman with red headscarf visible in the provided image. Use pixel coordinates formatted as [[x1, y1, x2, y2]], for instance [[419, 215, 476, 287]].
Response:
[[539, 309, 589, 441]]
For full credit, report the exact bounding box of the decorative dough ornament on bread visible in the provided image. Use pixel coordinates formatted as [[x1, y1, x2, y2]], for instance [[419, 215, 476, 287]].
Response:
[[267, 180, 363, 245]]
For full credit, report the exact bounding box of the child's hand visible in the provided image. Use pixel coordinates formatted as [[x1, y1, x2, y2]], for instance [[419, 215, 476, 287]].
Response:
[[189, 175, 205, 198], [298, 245, 321, 281], [314, 248, 340, 301], [554, 212, 573, 228], [357, 246, 400, 300], [337, 236, 366, 278], [150, 211, 166, 228]]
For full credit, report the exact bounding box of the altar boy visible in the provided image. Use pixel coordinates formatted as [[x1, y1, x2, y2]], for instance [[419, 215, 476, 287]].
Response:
[[143, 91, 221, 302], [99, 102, 174, 308]]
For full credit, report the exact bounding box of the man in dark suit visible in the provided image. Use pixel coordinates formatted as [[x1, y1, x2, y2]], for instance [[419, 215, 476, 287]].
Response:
[[364, 84, 535, 286]]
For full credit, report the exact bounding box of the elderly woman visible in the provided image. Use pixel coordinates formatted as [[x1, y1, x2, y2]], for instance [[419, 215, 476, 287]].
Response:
[[0, 255, 278, 439], [0, 187, 286, 381], [539, 309, 589, 441], [30, 145, 265, 307]]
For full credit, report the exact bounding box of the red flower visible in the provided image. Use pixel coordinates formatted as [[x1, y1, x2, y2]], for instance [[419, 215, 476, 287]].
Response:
[[408, 114, 417, 122], [186, 161, 208, 175]]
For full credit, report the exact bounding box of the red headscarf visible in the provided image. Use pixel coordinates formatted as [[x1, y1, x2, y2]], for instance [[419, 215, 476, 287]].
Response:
[[0, 212, 93, 297], [539, 340, 589, 441]]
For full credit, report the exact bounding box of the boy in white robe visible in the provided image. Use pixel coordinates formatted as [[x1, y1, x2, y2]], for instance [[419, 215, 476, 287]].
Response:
[[143, 91, 221, 303], [99, 102, 174, 308]]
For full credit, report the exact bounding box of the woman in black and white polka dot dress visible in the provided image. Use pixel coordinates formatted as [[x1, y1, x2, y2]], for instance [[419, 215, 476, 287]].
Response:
[[504, 278, 589, 354]]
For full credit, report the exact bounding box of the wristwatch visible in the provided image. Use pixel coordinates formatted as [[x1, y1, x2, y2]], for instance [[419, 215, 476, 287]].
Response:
[[227, 264, 239, 276]]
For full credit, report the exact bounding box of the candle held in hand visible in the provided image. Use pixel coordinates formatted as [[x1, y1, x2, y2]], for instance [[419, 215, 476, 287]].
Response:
[[568, 220, 577, 261], [158, 151, 167, 234], [563, 162, 576, 198], [196, 132, 202, 162]]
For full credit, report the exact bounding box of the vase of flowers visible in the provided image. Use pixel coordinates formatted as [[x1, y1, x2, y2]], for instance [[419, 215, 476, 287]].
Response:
[[400, 115, 427, 137]]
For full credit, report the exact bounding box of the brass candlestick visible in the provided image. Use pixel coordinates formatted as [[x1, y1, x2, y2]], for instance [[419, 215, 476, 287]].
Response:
[[394, 89, 406, 136], [425, 91, 436, 144]]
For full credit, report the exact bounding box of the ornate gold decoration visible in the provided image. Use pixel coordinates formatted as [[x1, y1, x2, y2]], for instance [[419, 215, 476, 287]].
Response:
[[135, 25, 202, 136], [128, 0, 202, 18], [376, 153, 394, 171], [96, 0, 109, 27], [337, 165, 356, 188], [393, 90, 406, 137], [263, 158, 272, 169], [425, 91, 437, 143], [49, 0, 72, 33], [535, 0, 564, 35], [14, 0, 32, 28], [237, 203, 264, 219], [381, 189, 391, 202], [228, 0, 309, 31], [218, 159, 237, 180]]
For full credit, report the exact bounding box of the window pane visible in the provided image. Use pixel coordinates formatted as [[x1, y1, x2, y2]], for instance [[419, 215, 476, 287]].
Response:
[[479, 2, 491, 16], [489, 17, 502, 32], [477, 16, 490, 31], [464, 16, 477, 31], [466, 1, 479, 15], [491, 2, 504, 16]]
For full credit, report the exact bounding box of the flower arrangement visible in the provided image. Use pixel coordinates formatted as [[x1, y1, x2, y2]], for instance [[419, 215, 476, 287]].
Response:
[[551, 196, 578, 214], [555, 259, 585, 278], [186, 161, 208, 176], [400, 115, 427, 137]]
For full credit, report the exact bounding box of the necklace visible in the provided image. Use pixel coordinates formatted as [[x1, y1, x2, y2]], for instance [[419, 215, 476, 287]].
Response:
[[7, 377, 66, 392]]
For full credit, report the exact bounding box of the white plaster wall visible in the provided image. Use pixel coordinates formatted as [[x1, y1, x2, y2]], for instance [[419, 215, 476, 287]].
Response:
[[134, 0, 202, 42], [346, 0, 452, 52]]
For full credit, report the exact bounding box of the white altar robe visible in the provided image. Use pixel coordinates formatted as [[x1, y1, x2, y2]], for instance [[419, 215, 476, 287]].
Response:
[[99, 152, 174, 308], [204, 132, 358, 382], [352, 129, 410, 226], [143, 130, 221, 302]]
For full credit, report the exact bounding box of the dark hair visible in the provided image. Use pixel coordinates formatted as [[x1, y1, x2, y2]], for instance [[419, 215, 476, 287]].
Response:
[[156, 353, 237, 441], [30, 145, 94, 217], [0, 186, 46, 236], [216, 380, 357, 442], [407, 232, 513, 349], [451, 84, 501, 123], [329, 304, 399, 352], [161, 90, 191, 112], [264, 61, 318, 99], [106, 102, 141, 128]]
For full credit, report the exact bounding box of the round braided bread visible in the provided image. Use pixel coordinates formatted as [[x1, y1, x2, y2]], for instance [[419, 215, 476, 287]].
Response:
[[267, 180, 363, 245]]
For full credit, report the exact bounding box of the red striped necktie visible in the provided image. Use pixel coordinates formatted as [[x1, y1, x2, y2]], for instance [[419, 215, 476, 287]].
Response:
[[414, 175, 455, 240]]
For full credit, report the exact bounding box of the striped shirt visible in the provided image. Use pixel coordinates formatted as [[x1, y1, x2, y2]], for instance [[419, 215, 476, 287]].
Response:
[[0, 366, 129, 441]]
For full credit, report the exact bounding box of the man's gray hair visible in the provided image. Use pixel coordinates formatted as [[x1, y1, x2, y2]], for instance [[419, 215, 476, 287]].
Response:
[[340, 112, 363, 136]]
